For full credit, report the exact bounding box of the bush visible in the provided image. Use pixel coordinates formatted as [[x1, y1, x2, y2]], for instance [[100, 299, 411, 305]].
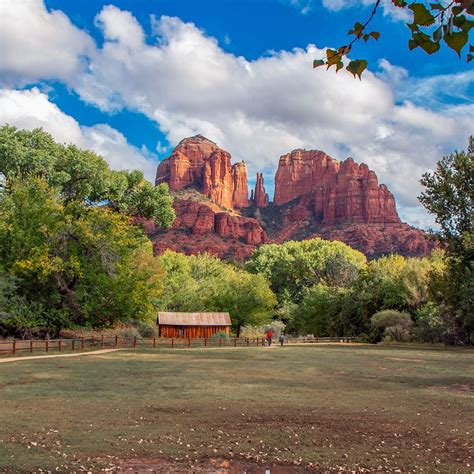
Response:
[[414, 303, 444, 343], [134, 320, 157, 338], [371, 310, 413, 342], [211, 331, 229, 340]]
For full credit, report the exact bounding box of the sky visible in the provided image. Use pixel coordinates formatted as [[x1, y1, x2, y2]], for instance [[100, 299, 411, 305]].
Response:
[[0, 0, 472, 229]]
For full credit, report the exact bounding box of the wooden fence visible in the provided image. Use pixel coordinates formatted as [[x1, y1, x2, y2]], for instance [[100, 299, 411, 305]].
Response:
[[0, 335, 356, 357]]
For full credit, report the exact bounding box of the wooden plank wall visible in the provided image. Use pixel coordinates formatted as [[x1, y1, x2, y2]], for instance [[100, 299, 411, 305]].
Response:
[[159, 325, 230, 338]]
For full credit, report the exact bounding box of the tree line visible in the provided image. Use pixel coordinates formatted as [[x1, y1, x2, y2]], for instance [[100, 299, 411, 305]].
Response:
[[0, 126, 472, 344]]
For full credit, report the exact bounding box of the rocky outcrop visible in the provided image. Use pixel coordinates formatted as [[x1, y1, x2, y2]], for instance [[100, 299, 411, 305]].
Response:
[[150, 199, 268, 260], [273, 149, 400, 225], [232, 161, 249, 209], [156, 135, 249, 209], [150, 136, 434, 261], [250, 173, 269, 208]]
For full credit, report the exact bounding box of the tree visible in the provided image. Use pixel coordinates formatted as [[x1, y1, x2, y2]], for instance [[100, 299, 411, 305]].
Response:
[[419, 138, 473, 344], [156, 251, 277, 336], [0, 176, 166, 336], [314, 1, 474, 78], [245, 238, 367, 304], [0, 126, 175, 227]]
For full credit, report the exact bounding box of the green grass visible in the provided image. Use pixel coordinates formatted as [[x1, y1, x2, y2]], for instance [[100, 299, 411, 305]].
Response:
[[0, 344, 473, 472]]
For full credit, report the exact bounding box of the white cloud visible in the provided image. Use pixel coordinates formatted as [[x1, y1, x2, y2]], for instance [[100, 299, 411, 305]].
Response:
[[0, 2, 471, 229], [0, 0, 94, 86], [67, 9, 472, 228], [0, 88, 158, 181], [321, 0, 411, 21]]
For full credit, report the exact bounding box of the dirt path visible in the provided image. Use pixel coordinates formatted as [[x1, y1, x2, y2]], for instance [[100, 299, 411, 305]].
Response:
[[0, 348, 123, 363]]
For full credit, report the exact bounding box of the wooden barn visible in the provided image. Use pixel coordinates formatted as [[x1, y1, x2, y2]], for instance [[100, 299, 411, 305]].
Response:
[[157, 312, 232, 338]]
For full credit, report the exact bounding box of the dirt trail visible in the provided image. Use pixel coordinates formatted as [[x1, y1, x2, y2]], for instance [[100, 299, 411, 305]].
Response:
[[0, 348, 123, 364]]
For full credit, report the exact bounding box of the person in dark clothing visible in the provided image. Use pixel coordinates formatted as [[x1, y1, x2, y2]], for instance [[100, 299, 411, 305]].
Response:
[[279, 334, 285, 346], [266, 329, 273, 346]]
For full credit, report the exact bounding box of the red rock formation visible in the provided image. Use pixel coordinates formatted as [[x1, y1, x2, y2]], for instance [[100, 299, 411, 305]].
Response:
[[250, 173, 269, 208], [156, 135, 249, 209], [273, 150, 400, 225], [150, 137, 433, 261], [150, 199, 268, 260], [232, 161, 249, 209]]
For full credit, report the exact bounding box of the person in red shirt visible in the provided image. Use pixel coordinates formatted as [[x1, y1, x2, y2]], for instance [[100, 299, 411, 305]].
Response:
[[266, 329, 273, 346]]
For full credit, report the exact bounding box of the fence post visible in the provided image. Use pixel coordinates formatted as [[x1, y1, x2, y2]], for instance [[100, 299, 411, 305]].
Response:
[[58, 340, 62, 352], [153, 337, 156, 348], [247, 338, 250, 347], [188, 337, 191, 348], [234, 338, 237, 347], [12, 340, 16, 355], [133, 336, 137, 348], [101, 335, 104, 348], [72, 339, 75, 351], [114, 335, 118, 348], [30, 340, 33, 353], [45, 340, 49, 353], [91, 336, 95, 350], [219, 338, 222, 347], [204, 338, 207, 347], [171, 338, 174, 348], [81, 337, 85, 350]]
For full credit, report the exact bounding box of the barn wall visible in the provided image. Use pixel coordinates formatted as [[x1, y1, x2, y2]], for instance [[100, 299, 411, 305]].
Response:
[[159, 325, 230, 338]]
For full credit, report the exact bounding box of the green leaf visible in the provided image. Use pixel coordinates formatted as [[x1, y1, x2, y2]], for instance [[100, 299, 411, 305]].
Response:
[[336, 61, 344, 72], [419, 38, 441, 54], [407, 22, 420, 33], [409, 3, 435, 26], [346, 59, 368, 79], [313, 59, 325, 68], [444, 30, 469, 57], [451, 6, 463, 16], [326, 49, 342, 66], [370, 31, 381, 40], [470, 45, 474, 53], [461, 20, 474, 33], [432, 26, 442, 42], [409, 38, 419, 50], [429, 3, 444, 10], [393, 0, 408, 7], [363, 33, 370, 42]]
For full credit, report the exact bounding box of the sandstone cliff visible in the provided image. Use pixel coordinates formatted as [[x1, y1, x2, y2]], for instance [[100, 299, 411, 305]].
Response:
[[250, 172, 269, 208], [156, 135, 249, 209], [150, 136, 434, 261]]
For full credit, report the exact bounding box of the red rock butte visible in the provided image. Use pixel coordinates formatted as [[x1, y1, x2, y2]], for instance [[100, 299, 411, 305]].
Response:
[[150, 135, 435, 260]]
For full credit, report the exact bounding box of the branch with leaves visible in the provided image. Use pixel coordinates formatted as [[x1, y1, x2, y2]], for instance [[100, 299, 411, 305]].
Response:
[[314, 0, 474, 78]]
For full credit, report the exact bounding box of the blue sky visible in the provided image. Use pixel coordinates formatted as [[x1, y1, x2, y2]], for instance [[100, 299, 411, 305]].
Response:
[[0, 0, 472, 228]]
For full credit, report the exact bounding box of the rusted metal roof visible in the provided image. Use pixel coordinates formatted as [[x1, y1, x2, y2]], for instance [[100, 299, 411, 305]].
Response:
[[158, 312, 231, 326]]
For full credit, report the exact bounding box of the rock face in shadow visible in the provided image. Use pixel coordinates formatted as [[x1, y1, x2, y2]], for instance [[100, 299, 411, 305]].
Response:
[[150, 136, 435, 261]]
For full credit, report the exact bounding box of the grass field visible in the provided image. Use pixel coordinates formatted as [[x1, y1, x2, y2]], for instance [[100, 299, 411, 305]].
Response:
[[0, 344, 472, 472]]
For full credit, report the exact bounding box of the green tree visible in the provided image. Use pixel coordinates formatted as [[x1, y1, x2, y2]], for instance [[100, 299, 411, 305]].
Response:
[[0, 176, 165, 336], [157, 251, 276, 336], [419, 138, 473, 344], [0, 125, 175, 226], [246, 238, 367, 303]]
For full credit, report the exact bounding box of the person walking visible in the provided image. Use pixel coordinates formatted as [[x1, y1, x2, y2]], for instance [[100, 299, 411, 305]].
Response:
[[279, 334, 285, 346], [266, 329, 273, 346]]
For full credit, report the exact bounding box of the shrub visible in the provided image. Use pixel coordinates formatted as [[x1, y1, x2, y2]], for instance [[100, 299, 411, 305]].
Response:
[[211, 331, 229, 340], [371, 310, 413, 342], [414, 303, 444, 343]]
